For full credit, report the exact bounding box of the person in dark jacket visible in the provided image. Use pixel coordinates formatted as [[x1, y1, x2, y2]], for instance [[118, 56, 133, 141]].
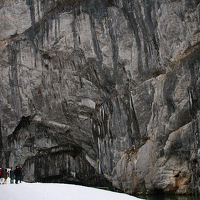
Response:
[[14, 166, 21, 184], [0, 168, 5, 184], [0, 168, 1, 184], [19, 165, 23, 183], [10, 168, 15, 184]]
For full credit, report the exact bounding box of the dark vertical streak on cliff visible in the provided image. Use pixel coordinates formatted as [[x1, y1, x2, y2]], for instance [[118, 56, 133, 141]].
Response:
[[89, 13, 103, 64], [122, 1, 143, 75], [36, 0, 40, 21], [25, 0, 38, 51], [132, 1, 150, 73], [143, 0, 155, 34], [143, 0, 160, 63], [26, 0, 35, 26], [107, 10, 119, 84], [45, 18, 50, 43], [115, 97, 122, 129], [54, 10, 59, 40], [72, 10, 78, 49], [7, 43, 21, 117]]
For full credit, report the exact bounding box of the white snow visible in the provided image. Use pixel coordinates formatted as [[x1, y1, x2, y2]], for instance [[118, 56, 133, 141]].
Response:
[[0, 181, 144, 200]]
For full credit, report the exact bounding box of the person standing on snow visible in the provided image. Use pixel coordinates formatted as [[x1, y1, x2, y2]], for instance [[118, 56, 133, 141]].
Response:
[[14, 166, 21, 184], [10, 167, 15, 184], [0, 168, 5, 184], [0, 168, 1, 184], [19, 165, 23, 183], [3, 169, 9, 184]]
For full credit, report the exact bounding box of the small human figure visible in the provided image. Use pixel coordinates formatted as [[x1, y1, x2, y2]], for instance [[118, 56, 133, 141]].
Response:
[[19, 165, 23, 183], [0, 168, 5, 184], [0, 168, 1, 184], [14, 166, 21, 184], [10, 167, 15, 184], [3, 169, 9, 184]]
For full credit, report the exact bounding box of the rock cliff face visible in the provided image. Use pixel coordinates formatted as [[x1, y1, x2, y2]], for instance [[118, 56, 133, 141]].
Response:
[[0, 0, 200, 195]]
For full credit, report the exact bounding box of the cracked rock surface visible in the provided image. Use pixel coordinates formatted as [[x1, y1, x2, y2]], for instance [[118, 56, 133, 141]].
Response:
[[0, 0, 200, 195]]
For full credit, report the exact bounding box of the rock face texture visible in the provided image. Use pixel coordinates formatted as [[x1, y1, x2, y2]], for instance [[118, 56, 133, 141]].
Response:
[[0, 0, 200, 195]]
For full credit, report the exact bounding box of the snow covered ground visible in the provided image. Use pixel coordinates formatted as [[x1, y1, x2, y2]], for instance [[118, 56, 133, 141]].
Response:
[[0, 180, 144, 200]]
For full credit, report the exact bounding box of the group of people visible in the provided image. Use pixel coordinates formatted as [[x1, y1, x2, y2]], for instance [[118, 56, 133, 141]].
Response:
[[0, 166, 23, 184]]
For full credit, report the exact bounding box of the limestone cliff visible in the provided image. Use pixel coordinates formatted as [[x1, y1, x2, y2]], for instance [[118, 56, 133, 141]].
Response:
[[0, 0, 200, 195]]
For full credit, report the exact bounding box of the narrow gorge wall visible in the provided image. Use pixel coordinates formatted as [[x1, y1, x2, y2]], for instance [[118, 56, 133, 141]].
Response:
[[0, 0, 200, 195]]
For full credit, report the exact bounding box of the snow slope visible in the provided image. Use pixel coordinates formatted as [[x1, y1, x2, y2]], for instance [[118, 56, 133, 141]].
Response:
[[0, 182, 144, 200]]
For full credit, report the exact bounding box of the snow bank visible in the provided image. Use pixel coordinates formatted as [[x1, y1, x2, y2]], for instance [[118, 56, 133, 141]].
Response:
[[0, 182, 144, 200]]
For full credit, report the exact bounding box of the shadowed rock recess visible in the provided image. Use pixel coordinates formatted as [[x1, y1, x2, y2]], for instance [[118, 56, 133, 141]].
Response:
[[0, 0, 200, 195]]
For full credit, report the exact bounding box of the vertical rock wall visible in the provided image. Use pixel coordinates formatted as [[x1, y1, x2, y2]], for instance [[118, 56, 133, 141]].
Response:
[[0, 0, 200, 195]]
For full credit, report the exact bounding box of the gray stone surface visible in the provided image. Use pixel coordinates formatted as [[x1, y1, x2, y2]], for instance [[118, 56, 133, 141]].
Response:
[[0, 0, 200, 195]]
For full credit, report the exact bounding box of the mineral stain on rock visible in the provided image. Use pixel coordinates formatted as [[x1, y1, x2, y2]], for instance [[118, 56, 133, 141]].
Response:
[[0, 0, 200, 196]]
